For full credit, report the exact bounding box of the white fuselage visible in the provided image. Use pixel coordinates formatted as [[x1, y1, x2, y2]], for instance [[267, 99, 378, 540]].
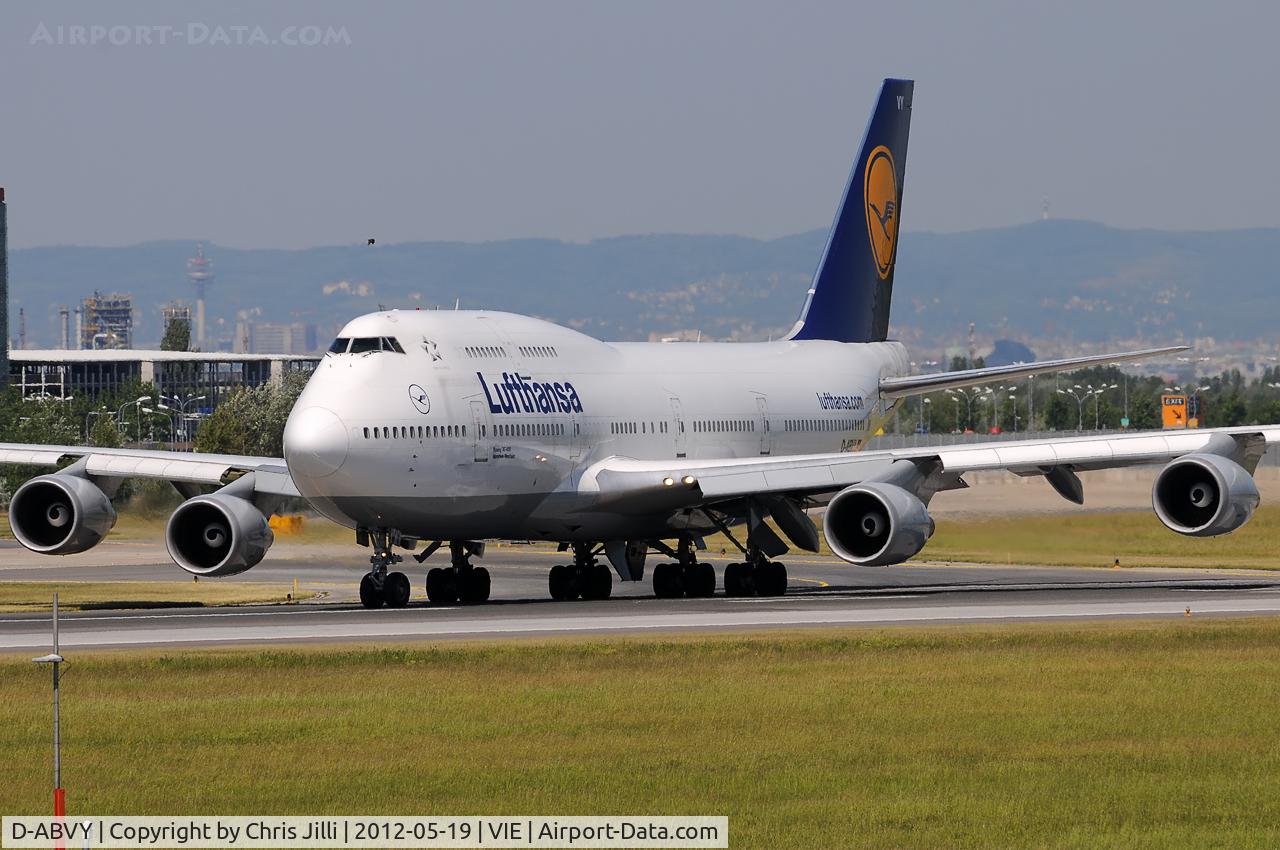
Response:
[[283, 310, 908, 541]]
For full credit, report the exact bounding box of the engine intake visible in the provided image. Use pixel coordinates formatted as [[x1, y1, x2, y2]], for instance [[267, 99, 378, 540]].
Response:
[[823, 482, 934, 566], [9, 473, 118, 554], [166, 493, 274, 576], [1152, 453, 1259, 537]]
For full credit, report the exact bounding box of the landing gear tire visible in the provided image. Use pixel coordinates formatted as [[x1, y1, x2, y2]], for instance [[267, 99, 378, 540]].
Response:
[[359, 573, 384, 609], [724, 563, 752, 597], [426, 567, 459, 605], [653, 562, 684, 599], [459, 567, 491, 604], [549, 564, 577, 601], [582, 564, 612, 600], [383, 571, 411, 608], [756, 561, 788, 597], [683, 562, 715, 598]]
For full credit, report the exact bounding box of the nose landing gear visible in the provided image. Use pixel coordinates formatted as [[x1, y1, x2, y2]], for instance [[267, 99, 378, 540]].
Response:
[[359, 528, 411, 609]]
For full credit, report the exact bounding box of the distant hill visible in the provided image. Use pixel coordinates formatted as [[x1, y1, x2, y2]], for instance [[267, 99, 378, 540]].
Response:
[[9, 220, 1280, 348]]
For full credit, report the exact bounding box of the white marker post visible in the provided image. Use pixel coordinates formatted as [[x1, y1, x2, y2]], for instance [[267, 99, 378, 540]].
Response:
[[32, 593, 66, 831]]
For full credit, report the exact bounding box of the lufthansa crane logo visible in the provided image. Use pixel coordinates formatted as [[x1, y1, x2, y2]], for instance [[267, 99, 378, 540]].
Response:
[[863, 145, 898, 280], [408, 384, 431, 414]]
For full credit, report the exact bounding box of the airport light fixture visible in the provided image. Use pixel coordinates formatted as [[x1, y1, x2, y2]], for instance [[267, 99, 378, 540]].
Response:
[[945, 386, 989, 432], [1056, 385, 1104, 431], [161, 394, 207, 445], [32, 593, 66, 820]]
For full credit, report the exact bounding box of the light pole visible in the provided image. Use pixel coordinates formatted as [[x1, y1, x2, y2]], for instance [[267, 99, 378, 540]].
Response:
[[161, 394, 207, 445], [32, 593, 65, 821], [116, 396, 151, 442], [946, 386, 989, 432], [1057, 385, 1101, 431], [1093, 382, 1119, 430]]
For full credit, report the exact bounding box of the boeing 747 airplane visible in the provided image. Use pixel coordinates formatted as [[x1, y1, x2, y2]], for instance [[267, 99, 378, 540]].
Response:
[[4, 79, 1277, 608]]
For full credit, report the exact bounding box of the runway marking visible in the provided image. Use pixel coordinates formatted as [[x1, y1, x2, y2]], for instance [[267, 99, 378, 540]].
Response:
[[4, 595, 1280, 650]]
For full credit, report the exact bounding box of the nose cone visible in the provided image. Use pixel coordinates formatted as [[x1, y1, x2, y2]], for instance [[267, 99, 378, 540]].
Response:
[[284, 406, 349, 479]]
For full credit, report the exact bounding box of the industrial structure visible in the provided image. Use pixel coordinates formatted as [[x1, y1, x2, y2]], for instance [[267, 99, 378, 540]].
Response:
[[78, 291, 133, 350], [187, 244, 214, 350], [58, 306, 70, 349]]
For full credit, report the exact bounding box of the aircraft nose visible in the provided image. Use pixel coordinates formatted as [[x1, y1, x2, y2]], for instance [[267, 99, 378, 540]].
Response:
[[284, 406, 349, 479]]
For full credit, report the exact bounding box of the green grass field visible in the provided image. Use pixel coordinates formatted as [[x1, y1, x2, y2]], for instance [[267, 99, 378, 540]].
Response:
[[918, 504, 1280, 569], [0, 581, 315, 612], [4, 621, 1280, 848]]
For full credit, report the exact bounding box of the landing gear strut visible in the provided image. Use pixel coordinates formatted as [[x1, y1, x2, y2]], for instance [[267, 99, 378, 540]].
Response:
[[359, 528, 411, 609], [651, 537, 716, 599], [548, 542, 612, 601], [723, 544, 787, 597], [426, 542, 491, 606]]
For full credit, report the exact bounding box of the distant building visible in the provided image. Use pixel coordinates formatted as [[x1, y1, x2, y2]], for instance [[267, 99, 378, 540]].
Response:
[[79, 291, 134, 350], [10, 349, 318, 409], [234, 321, 319, 355]]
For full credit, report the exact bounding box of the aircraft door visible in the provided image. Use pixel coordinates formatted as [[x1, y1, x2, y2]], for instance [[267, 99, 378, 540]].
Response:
[[756, 396, 772, 456], [670, 398, 686, 458], [469, 400, 489, 462], [569, 412, 582, 461]]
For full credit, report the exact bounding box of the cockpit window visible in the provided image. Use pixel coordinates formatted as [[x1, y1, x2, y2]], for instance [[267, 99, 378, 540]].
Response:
[[334, 336, 407, 355]]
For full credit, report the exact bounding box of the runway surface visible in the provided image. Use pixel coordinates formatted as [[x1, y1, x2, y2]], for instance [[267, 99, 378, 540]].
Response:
[[4, 541, 1280, 650]]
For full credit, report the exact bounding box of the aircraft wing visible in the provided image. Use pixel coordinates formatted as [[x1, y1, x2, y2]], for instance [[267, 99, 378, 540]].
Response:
[[878, 346, 1187, 400], [0, 443, 298, 496], [579, 425, 1280, 515]]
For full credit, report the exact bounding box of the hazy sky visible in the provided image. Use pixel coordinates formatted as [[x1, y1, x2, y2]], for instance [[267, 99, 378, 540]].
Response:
[[2, 0, 1277, 249]]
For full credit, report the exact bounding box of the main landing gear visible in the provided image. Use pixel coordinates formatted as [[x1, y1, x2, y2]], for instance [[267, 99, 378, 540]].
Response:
[[426, 542, 491, 606], [359, 528, 412, 610], [548, 542, 613, 601], [651, 537, 716, 599], [723, 553, 787, 597]]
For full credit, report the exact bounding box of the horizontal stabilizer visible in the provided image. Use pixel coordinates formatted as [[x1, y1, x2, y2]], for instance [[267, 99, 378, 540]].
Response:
[[878, 346, 1188, 400]]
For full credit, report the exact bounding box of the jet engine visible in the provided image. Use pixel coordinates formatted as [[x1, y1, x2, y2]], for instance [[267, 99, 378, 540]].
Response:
[[166, 493, 274, 576], [823, 482, 935, 566], [9, 472, 117, 554], [1152, 453, 1259, 537]]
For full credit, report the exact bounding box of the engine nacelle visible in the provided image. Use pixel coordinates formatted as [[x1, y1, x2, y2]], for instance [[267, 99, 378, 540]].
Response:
[[9, 473, 117, 554], [823, 482, 935, 566], [165, 493, 274, 576], [1152, 453, 1259, 537]]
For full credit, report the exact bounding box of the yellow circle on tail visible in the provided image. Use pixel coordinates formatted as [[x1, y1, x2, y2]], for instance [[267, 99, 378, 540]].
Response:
[[864, 145, 898, 280]]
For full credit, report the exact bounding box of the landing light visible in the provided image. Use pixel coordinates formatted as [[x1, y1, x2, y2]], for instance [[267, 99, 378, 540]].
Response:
[[682, 475, 697, 486], [662, 477, 675, 487]]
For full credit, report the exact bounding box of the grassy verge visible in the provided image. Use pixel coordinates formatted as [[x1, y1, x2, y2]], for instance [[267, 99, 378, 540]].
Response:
[[918, 504, 1280, 569], [0, 581, 315, 612], [3, 622, 1280, 847]]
